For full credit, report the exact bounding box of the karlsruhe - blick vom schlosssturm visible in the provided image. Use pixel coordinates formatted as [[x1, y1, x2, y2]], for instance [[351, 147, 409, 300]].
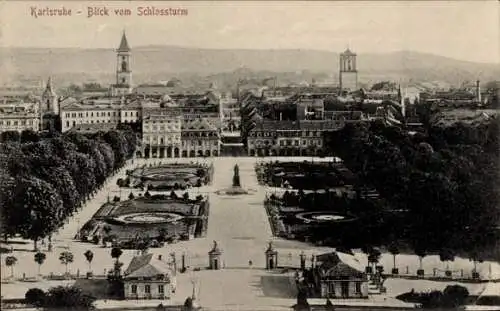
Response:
[[30, 6, 188, 18]]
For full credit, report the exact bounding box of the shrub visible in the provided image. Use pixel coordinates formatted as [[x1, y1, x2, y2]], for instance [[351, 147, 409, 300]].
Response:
[[44, 285, 96, 309], [25, 288, 47, 307], [443, 285, 469, 307]]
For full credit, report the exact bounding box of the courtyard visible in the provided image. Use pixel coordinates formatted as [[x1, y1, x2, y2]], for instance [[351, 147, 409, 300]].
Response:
[[1, 156, 499, 310]]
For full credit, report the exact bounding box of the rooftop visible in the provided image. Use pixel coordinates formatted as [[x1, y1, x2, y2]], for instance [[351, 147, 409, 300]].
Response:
[[124, 253, 173, 279], [117, 31, 131, 53]]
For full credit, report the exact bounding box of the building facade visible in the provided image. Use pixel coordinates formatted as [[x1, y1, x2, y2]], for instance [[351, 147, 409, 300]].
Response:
[[298, 252, 368, 300], [247, 120, 343, 157], [339, 49, 358, 92], [181, 118, 220, 158], [0, 101, 40, 133], [123, 253, 176, 300], [60, 98, 141, 132], [141, 109, 182, 158]]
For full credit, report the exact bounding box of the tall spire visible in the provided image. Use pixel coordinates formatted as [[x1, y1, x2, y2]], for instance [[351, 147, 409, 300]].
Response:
[[44, 77, 56, 96], [117, 30, 131, 52]]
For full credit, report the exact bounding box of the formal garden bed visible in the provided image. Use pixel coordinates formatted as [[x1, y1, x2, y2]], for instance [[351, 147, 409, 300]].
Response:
[[263, 190, 360, 242], [255, 160, 355, 190], [77, 191, 209, 248], [117, 162, 214, 190]]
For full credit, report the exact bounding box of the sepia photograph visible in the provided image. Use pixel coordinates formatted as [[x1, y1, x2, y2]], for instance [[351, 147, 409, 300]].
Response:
[[0, 1, 499, 310]]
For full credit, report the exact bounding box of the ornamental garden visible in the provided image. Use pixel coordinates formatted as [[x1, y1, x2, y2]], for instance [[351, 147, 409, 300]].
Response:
[[256, 158, 491, 281], [118, 162, 214, 190], [256, 160, 364, 245], [78, 192, 209, 248]]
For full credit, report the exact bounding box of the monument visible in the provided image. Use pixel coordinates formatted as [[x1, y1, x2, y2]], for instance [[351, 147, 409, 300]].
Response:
[[215, 164, 250, 195], [233, 164, 241, 187]]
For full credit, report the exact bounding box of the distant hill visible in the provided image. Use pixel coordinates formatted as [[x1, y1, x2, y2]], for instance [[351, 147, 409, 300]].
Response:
[[1, 45, 499, 87]]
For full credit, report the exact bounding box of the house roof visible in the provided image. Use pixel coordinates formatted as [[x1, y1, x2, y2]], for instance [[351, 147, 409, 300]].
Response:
[[124, 253, 172, 279], [341, 48, 356, 56], [43, 77, 56, 96], [316, 251, 365, 277], [182, 118, 217, 131], [117, 32, 131, 52]]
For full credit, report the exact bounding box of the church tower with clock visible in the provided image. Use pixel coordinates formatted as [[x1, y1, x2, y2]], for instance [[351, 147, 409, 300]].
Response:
[[111, 31, 133, 96], [339, 48, 358, 92]]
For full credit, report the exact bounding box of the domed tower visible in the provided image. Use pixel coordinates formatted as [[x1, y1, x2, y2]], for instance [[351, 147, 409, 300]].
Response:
[[112, 31, 133, 96], [41, 77, 58, 115], [339, 47, 358, 92]]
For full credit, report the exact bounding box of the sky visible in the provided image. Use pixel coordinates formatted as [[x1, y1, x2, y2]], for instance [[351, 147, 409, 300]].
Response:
[[0, 0, 499, 64]]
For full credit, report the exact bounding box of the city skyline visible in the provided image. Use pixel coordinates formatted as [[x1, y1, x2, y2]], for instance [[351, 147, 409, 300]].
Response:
[[0, 1, 498, 64]]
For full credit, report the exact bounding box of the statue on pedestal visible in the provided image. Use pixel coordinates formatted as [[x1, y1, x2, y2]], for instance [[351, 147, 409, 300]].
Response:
[[232, 164, 241, 187]]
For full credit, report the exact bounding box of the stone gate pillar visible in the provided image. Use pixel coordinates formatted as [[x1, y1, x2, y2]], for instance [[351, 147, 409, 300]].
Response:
[[265, 242, 278, 270], [208, 240, 222, 270]]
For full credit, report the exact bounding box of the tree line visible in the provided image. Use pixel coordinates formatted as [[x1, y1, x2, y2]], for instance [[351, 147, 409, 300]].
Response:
[[0, 129, 139, 250], [325, 117, 500, 259]]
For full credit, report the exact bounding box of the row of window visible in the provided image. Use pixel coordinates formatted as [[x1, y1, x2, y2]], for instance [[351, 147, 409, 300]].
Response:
[[130, 284, 164, 294], [143, 138, 218, 147], [65, 119, 117, 128], [64, 111, 139, 118], [0, 119, 36, 126], [143, 135, 180, 142], [278, 139, 322, 146], [250, 131, 322, 137], [249, 139, 322, 147], [143, 125, 180, 132], [144, 120, 180, 125], [326, 281, 362, 295]]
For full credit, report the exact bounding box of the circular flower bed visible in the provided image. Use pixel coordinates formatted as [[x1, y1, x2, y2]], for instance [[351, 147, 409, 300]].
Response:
[[295, 211, 357, 223], [113, 212, 184, 224]]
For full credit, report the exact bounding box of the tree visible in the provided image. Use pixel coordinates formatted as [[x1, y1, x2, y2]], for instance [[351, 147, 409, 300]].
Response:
[[469, 250, 483, 274], [11, 177, 64, 251], [25, 288, 47, 307], [45, 285, 96, 309], [128, 192, 135, 200], [183, 192, 189, 201], [84, 250, 94, 272], [59, 251, 74, 274], [414, 247, 427, 272], [1, 131, 21, 143], [443, 285, 469, 307], [388, 242, 400, 273], [34, 252, 47, 275], [21, 129, 40, 143], [439, 248, 455, 275], [111, 247, 123, 263], [367, 248, 382, 270], [5, 255, 17, 277]]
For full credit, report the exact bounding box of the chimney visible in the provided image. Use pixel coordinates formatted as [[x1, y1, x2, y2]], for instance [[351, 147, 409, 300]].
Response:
[[476, 80, 481, 103]]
